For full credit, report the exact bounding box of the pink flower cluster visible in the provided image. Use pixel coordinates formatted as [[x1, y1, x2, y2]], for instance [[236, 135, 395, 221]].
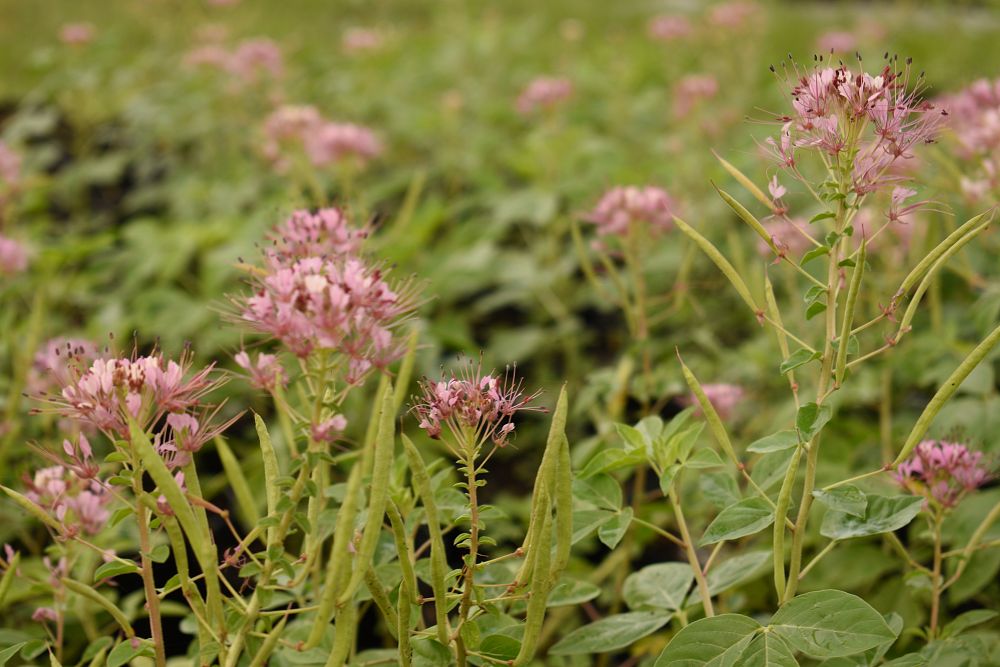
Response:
[[268, 208, 369, 261], [262, 105, 382, 171], [29, 337, 99, 395], [816, 31, 856, 54], [673, 74, 719, 117], [771, 63, 944, 195], [757, 218, 813, 259], [24, 437, 110, 536], [895, 440, 991, 508], [52, 351, 219, 443], [414, 364, 543, 450], [234, 351, 287, 391], [59, 23, 95, 46], [937, 78, 1000, 201], [587, 186, 678, 237], [648, 15, 692, 42], [708, 1, 759, 29], [185, 37, 283, 87], [342, 28, 384, 54], [0, 235, 28, 276], [686, 383, 744, 420], [0, 140, 22, 209], [241, 255, 415, 379], [516, 77, 574, 116]]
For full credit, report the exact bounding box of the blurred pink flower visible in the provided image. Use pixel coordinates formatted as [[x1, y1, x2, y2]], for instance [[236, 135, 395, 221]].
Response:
[[673, 74, 718, 117], [516, 77, 573, 116], [648, 15, 692, 41], [342, 27, 384, 54], [816, 31, 856, 54], [262, 106, 381, 170], [59, 23, 95, 46], [758, 218, 813, 258], [0, 141, 21, 188], [24, 464, 111, 536], [234, 350, 287, 391], [29, 337, 99, 395], [229, 38, 284, 84], [895, 440, 991, 508], [0, 235, 28, 275], [587, 185, 677, 237], [708, 1, 758, 29], [685, 383, 744, 420], [311, 415, 348, 443], [937, 78, 1000, 200]]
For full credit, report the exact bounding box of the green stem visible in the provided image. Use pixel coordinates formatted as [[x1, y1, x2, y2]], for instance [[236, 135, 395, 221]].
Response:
[[668, 487, 713, 617]]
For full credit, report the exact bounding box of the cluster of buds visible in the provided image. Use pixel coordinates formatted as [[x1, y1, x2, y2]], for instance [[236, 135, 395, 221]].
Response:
[[770, 59, 944, 196], [267, 208, 369, 262], [587, 185, 678, 238], [936, 78, 1000, 201], [895, 440, 991, 508], [413, 363, 543, 453], [24, 436, 110, 536], [262, 105, 382, 172], [516, 77, 574, 116], [185, 37, 284, 87]]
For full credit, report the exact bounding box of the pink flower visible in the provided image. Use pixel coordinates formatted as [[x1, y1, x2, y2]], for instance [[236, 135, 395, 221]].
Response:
[[24, 465, 111, 536], [516, 77, 573, 116], [342, 28, 384, 54], [708, 1, 758, 29], [816, 31, 857, 54], [587, 186, 677, 237], [234, 350, 287, 391], [684, 383, 744, 420], [0, 235, 28, 275], [33, 607, 58, 623], [648, 15, 692, 41], [673, 75, 718, 117], [311, 415, 348, 443], [239, 254, 417, 380], [268, 208, 368, 261], [59, 23, 95, 46], [0, 141, 21, 189], [413, 362, 543, 450], [228, 38, 283, 84], [262, 106, 381, 170], [29, 337, 98, 395], [757, 218, 813, 258], [895, 440, 991, 508]]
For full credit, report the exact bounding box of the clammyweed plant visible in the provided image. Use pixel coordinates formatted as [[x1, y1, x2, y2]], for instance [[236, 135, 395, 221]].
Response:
[[640, 56, 1000, 665], [0, 206, 572, 666]]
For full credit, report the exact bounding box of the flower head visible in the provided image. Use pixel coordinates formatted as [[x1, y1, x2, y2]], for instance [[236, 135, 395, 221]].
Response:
[[516, 77, 573, 116], [413, 362, 543, 452], [262, 106, 381, 171], [587, 186, 677, 237], [937, 77, 1000, 201], [648, 15, 692, 42], [24, 464, 111, 536], [684, 383, 744, 420], [59, 23, 95, 46], [674, 74, 719, 117], [234, 350, 287, 391], [0, 235, 28, 276], [895, 440, 991, 508], [816, 31, 857, 54], [708, 1, 758, 30], [267, 208, 368, 261]]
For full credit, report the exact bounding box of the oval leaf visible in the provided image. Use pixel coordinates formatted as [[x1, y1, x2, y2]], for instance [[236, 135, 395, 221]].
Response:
[[769, 590, 897, 658], [551, 611, 672, 655], [655, 613, 761, 667], [701, 498, 775, 546]]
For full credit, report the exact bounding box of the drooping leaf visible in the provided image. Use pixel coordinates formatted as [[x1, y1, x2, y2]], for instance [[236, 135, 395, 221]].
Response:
[[796, 402, 833, 441], [551, 611, 672, 655], [780, 349, 821, 375], [941, 609, 998, 639], [623, 563, 693, 612], [769, 590, 897, 658], [812, 486, 868, 519], [654, 613, 761, 667], [820, 495, 923, 540], [701, 498, 775, 546], [572, 474, 621, 511], [748, 431, 800, 454], [598, 508, 633, 549]]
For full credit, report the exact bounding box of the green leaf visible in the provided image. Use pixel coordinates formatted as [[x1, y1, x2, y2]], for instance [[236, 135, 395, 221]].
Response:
[[751, 449, 796, 492], [685, 448, 724, 469], [479, 634, 520, 661], [741, 632, 799, 667], [820, 495, 923, 540], [623, 563, 693, 612], [796, 402, 833, 441], [149, 544, 170, 563], [547, 578, 602, 607], [93, 560, 140, 581], [812, 486, 868, 519], [551, 611, 672, 655], [654, 613, 761, 666], [810, 212, 837, 223], [705, 551, 772, 597], [801, 246, 830, 266], [107, 640, 153, 667], [571, 509, 615, 544], [701, 498, 775, 546], [701, 472, 742, 509], [769, 590, 897, 658], [806, 301, 827, 320], [411, 637, 452, 666], [748, 431, 799, 454], [940, 609, 998, 639], [579, 448, 645, 478], [616, 423, 649, 454], [598, 508, 633, 549], [780, 349, 820, 375], [572, 474, 621, 511], [0, 644, 27, 667]]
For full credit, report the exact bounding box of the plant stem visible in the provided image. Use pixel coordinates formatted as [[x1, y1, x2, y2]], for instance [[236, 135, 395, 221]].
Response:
[[455, 449, 481, 666], [135, 500, 167, 667], [929, 512, 944, 638], [668, 487, 713, 617]]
